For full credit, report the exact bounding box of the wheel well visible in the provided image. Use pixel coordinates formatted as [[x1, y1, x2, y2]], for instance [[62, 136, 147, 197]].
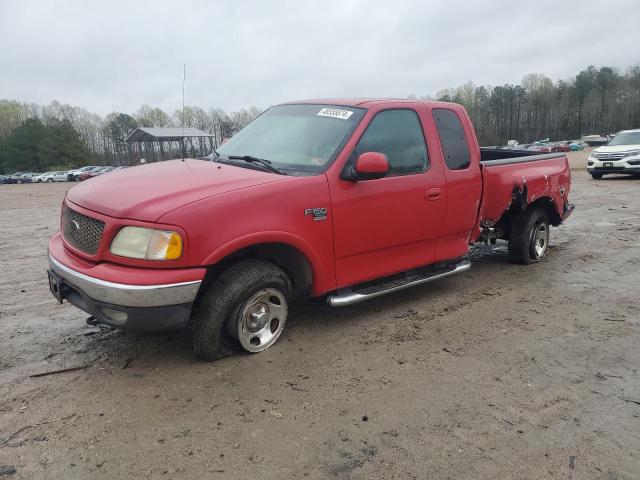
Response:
[[200, 243, 313, 300], [495, 195, 562, 238], [530, 197, 562, 226]]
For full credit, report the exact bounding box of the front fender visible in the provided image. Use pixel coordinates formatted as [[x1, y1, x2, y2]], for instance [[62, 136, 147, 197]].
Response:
[[202, 231, 331, 296]]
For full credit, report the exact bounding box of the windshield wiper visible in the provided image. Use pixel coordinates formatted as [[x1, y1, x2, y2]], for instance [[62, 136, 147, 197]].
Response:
[[227, 155, 287, 175]]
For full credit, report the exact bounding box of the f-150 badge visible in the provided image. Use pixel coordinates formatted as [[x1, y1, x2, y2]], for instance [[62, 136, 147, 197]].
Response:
[[304, 207, 327, 221]]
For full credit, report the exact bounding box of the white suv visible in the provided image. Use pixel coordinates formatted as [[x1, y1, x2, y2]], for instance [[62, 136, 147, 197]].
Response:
[[587, 129, 640, 179]]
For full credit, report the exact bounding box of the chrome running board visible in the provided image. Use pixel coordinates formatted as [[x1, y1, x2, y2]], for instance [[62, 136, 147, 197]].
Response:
[[327, 260, 471, 307]]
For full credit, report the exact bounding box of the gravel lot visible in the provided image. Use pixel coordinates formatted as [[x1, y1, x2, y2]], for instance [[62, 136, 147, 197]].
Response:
[[1, 159, 639, 479]]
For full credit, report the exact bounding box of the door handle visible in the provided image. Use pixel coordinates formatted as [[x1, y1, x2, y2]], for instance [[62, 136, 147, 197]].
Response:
[[425, 188, 442, 201]]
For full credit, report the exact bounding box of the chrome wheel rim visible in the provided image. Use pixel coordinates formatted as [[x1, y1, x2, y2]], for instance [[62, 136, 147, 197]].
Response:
[[235, 288, 287, 353], [533, 222, 549, 258]]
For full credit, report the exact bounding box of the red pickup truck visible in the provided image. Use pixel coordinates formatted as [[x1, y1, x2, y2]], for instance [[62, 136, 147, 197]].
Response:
[[47, 99, 573, 360]]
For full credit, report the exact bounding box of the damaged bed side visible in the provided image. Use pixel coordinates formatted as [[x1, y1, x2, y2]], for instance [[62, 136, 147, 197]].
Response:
[[474, 150, 574, 245]]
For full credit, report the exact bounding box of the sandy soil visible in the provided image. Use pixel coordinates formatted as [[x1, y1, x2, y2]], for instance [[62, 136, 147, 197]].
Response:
[[566, 147, 593, 171], [1, 156, 639, 479]]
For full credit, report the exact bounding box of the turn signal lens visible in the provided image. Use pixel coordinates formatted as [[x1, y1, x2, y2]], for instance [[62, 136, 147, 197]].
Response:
[[146, 230, 183, 260]]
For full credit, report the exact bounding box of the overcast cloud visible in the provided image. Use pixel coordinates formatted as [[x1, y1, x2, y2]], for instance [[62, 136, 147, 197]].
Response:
[[1, 0, 639, 115]]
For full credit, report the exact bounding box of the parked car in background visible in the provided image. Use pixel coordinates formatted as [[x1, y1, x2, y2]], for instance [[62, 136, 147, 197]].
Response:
[[46, 171, 72, 182], [527, 145, 552, 153], [583, 134, 609, 147], [67, 166, 101, 181], [37, 171, 70, 182], [5, 172, 23, 183], [8, 172, 37, 183], [78, 166, 110, 181], [550, 142, 571, 152], [33, 171, 58, 182], [94, 166, 116, 176], [0, 175, 8, 184], [587, 129, 640, 179]]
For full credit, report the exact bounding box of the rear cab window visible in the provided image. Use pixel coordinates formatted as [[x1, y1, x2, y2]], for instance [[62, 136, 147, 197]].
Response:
[[432, 108, 471, 170]]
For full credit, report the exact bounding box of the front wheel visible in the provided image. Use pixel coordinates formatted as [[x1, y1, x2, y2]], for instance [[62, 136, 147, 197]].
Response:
[[47, 178, 53, 183], [193, 259, 291, 361], [508, 207, 550, 264]]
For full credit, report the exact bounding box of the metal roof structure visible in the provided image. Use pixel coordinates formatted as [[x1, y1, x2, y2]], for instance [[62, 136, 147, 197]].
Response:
[[125, 127, 213, 143]]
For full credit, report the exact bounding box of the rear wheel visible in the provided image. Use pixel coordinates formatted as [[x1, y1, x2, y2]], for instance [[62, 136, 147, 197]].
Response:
[[508, 207, 550, 264], [193, 259, 291, 361], [590, 173, 603, 179]]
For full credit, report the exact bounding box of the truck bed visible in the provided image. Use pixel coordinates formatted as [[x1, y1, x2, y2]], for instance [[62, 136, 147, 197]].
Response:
[[477, 148, 571, 227]]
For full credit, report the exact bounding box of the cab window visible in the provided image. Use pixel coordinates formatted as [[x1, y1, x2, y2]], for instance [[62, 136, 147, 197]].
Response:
[[353, 109, 429, 175], [432, 108, 471, 170]]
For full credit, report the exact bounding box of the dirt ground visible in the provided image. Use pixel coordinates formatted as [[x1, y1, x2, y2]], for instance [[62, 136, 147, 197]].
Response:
[[1, 156, 639, 479], [566, 146, 593, 171]]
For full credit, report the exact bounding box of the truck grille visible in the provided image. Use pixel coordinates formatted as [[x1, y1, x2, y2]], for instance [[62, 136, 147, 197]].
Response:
[[594, 152, 625, 160], [62, 204, 105, 255]]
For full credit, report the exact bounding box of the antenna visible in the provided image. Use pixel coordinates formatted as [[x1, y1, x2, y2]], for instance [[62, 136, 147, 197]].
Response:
[[181, 63, 186, 160]]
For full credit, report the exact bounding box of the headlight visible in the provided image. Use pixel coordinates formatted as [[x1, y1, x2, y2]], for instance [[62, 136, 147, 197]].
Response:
[[623, 150, 640, 157], [110, 226, 182, 260]]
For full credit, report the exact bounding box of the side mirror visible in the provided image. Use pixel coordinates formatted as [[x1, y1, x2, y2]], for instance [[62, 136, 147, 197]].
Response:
[[351, 152, 389, 180]]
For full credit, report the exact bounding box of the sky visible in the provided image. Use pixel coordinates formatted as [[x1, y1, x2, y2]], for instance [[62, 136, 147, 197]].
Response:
[[1, 0, 639, 116]]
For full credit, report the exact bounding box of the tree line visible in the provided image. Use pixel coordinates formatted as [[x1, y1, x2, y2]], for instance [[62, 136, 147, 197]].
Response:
[[0, 101, 262, 173], [428, 65, 640, 146], [1, 63, 640, 174]]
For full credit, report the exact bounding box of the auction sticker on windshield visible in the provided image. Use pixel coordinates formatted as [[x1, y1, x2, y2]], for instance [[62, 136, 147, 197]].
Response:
[[317, 107, 354, 120]]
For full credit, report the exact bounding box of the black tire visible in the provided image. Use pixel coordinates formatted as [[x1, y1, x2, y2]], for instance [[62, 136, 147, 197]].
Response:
[[508, 207, 550, 265], [193, 259, 291, 361], [590, 173, 603, 179], [47, 178, 53, 183]]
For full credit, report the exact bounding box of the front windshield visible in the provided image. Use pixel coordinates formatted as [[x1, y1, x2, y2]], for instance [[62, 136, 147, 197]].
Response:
[[216, 104, 366, 173], [607, 131, 640, 146]]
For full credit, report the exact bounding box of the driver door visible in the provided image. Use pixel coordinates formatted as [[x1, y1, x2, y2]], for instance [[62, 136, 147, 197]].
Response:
[[328, 107, 446, 288]]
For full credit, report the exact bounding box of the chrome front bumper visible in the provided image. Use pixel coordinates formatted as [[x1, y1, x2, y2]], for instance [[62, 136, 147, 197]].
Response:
[[48, 254, 201, 308]]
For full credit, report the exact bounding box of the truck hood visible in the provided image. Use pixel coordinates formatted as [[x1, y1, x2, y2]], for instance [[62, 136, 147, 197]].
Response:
[[66, 159, 288, 222], [593, 144, 640, 153]]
